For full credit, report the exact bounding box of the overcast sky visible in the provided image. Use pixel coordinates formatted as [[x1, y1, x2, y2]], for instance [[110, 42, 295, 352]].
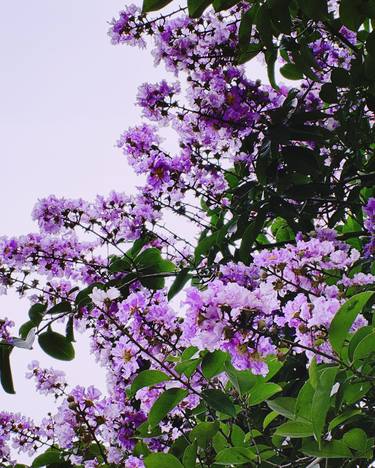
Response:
[[0, 0, 274, 449], [0, 0, 172, 422]]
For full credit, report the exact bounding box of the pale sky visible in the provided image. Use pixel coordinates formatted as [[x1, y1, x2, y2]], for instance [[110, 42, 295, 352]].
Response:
[[0, 0, 272, 447], [0, 0, 171, 422]]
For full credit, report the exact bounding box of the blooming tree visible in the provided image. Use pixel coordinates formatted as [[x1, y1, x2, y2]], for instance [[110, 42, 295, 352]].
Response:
[[1, 0, 375, 466]]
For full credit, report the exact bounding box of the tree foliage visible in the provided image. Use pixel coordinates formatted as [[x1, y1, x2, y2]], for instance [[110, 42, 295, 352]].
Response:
[[1, 1, 375, 467]]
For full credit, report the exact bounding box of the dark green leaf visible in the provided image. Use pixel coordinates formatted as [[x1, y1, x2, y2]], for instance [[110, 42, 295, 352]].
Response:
[[65, 316, 75, 342], [142, 0, 174, 13], [47, 301, 72, 315], [340, 0, 365, 31], [202, 350, 228, 379], [212, 0, 239, 12], [136, 248, 162, 266], [28, 303, 46, 325], [282, 145, 319, 175], [203, 389, 236, 417], [168, 268, 191, 300], [189, 421, 219, 448], [320, 83, 338, 103], [187, 0, 212, 18], [331, 68, 351, 87], [0, 345, 15, 394], [280, 63, 304, 80], [239, 209, 266, 264], [38, 331, 75, 361]]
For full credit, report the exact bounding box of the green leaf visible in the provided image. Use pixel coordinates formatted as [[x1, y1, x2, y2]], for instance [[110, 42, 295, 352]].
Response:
[[130, 370, 170, 397], [47, 301, 72, 315], [348, 326, 373, 362], [236, 44, 262, 65], [280, 63, 304, 80], [144, 453, 184, 468], [148, 388, 188, 427], [319, 83, 338, 103], [256, 5, 273, 47], [263, 411, 278, 430], [28, 303, 46, 325], [38, 331, 75, 361], [182, 440, 197, 468], [136, 248, 162, 266], [301, 439, 353, 458], [328, 409, 362, 432], [239, 209, 266, 264], [297, 0, 328, 20], [308, 357, 318, 389], [248, 382, 282, 406], [282, 145, 319, 175], [342, 428, 367, 453], [231, 425, 246, 446], [212, 0, 239, 12], [181, 346, 199, 361], [32, 449, 62, 467], [203, 389, 236, 417], [65, 316, 75, 343], [19, 320, 36, 340], [175, 358, 201, 378], [238, 6, 259, 47], [215, 447, 256, 465], [187, 0, 211, 18], [225, 362, 257, 396], [352, 330, 375, 361], [189, 421, 219, 448], [202, 350, 228, 379], [266, 48, 279, 90], [312, 367, 338, 442], [329, 291, 374, 354], [109, 256, 132, 273], [168, 268, 191, 301], [295, 381, 314, 421], [194, 232, 218, 262], [142, 0, 174, 13], [340, 0, 366, 31], [0, 345, 15, 394], [275, 421, 314, 438], [267, 397, 296, 419], [331, 68, 351, 87]]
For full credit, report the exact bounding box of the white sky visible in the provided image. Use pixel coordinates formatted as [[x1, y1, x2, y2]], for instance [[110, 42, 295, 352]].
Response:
[[0, 0, 274, 447]]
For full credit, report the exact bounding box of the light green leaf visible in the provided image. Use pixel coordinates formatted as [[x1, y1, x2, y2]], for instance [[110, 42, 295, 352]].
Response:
[[329, 291, 374, 354], [148, 388, 188, 427], [275, 421, 314, 438], [215, 447, 256, 465], [130, 370, 170, 397]]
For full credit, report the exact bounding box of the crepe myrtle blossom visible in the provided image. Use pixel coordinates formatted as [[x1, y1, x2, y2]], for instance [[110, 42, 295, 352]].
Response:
[[89, 287, 121, 308], [0, 2, 374, 466], [26, 361, 67, 396]]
